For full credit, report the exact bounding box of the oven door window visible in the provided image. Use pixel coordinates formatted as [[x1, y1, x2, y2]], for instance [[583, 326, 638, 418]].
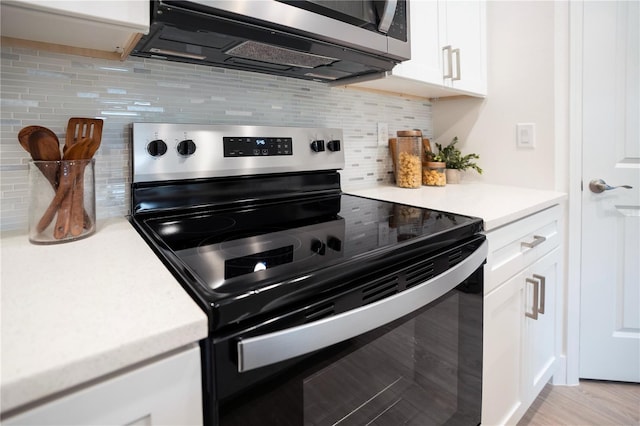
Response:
[[216, 285, 482, 426]]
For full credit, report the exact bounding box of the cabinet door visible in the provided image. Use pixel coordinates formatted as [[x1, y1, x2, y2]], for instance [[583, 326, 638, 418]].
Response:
[[524, 247, 560, 402], [482, 271, 525, 426], [439, 0, 487, 95], [394, 0, 444, 85], [0, 0, 148, 58]]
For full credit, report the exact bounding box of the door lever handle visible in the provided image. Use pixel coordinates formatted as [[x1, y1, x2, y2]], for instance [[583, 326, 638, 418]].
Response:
[[589, 179, 633, 194]]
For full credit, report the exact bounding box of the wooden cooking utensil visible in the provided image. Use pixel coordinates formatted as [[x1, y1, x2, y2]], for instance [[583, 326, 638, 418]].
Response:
[[65, 117, 103, 153], [67, 119, 103, 236], [69, 137, 100, 237], [53, 118, 103, 238], [27, 129, 62, 189], [36, 139, 93, 235], [19, 126, 61, 188], [18, 125, 54, 153]]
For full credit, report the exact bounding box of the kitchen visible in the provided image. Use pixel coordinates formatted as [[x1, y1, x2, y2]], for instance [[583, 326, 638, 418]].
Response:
[[1, 1, 638, 425]]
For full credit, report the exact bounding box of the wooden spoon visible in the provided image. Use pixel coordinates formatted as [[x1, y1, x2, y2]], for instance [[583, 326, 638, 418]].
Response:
[[20, 126, 61, 188], [18, 125, 58, 153]]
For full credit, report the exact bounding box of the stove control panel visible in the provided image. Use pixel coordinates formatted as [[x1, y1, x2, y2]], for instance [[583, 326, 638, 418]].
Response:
[[132, 123, 345, 183], [224, 137, 293, 157]]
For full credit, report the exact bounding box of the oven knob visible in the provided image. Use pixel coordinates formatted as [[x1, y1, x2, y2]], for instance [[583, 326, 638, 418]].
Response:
[[310, 238, 326, 255], [177, 139, 196, 156], [327, 236, 342, 252], [327, 140, 341, 152], [147, 139, 168, 157], [310, 140, 325, 152]]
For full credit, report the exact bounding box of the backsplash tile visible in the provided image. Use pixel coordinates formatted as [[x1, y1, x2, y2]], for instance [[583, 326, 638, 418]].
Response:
[[0, 47, 432, 231]]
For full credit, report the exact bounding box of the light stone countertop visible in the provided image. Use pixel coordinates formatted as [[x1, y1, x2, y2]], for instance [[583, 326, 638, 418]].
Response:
[[346, 182, 567, 231], [0, 218, 208, 415]]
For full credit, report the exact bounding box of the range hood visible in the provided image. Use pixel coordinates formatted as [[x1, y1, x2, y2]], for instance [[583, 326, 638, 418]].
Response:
[[131, 0, 410, 83]]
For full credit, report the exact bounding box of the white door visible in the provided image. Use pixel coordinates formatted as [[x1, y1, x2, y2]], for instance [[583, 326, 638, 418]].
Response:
[[579, 0, 640, 382]]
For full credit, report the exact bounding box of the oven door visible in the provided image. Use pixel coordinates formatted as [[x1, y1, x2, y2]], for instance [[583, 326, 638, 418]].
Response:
[[204, 238, 487, 426]]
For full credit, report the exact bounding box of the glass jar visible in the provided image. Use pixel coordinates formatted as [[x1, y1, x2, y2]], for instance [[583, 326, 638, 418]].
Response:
[[423, 161, 447, 186], [28, 159, 96, 244], [395, 130, 422, 188]]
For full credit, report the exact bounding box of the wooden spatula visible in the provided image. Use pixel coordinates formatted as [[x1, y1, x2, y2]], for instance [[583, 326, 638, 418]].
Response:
[[55, 118, 103, 237], [65, 117, 103, 153]]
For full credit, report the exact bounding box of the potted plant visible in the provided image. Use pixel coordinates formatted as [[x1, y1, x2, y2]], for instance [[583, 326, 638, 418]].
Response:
[[428, 137, 482, 184]]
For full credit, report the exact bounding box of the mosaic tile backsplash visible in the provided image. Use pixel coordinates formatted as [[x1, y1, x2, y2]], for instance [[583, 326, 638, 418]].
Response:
[[0, 47, 432, 231]]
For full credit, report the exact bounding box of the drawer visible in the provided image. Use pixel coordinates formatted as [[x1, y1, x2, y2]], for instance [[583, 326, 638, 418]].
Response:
[[3, 345, 203, 425], [484, 204, 562, 294]]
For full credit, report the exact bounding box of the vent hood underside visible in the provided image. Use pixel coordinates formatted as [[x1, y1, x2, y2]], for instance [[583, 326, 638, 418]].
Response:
[[131, 2, 398, 82]]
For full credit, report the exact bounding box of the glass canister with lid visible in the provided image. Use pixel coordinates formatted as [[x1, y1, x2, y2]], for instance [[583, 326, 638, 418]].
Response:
[[394, 130, 422, 188], [423, 161, 447, 186]]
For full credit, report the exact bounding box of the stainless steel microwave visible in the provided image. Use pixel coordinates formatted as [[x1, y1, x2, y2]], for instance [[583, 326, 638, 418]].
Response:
[[131, 0, 411, 82]]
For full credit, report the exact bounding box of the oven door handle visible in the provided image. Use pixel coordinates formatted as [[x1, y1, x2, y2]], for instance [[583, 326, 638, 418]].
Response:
[[236, 240, 487, 373]]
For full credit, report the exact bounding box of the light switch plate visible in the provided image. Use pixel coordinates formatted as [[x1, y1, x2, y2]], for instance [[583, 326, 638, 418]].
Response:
[[377, 122, 389, 146], [517, 123, 536, 148]]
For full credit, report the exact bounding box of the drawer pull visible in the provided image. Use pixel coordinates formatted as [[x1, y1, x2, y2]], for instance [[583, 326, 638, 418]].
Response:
[[521, 235, 546, 249], [525, 277, 539, 320]]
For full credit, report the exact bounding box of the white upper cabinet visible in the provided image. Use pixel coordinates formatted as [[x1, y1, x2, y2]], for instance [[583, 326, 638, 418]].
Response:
[[393, 0, 444, 85], [0, 0, 149, 60], [343, 0, 487, 99], [439, 0, 487, 95]]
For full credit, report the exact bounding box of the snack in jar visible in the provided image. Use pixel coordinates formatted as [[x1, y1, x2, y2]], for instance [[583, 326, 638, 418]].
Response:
[[423, 161, 447, 186], [395, 130, 422, 188]]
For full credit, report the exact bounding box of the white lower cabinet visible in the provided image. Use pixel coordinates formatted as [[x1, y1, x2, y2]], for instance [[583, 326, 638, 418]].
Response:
[[482, 205, 562, 425], [3, 345, 203, 426]]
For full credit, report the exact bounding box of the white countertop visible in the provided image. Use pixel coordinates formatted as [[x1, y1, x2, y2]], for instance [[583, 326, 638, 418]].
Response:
[[346, 182, 567, 231], [0, 218, 209, 414]]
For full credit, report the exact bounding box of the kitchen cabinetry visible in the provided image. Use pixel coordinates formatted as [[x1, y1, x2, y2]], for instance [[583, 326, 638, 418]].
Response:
[[482, 205, 562, 426], [0, 0, 149, 60], [343, 0, 487, 99], [3, 345, 203, 426]]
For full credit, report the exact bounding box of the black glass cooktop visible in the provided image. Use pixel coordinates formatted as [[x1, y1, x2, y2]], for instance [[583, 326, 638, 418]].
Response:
[[141, 193, 482, 296]]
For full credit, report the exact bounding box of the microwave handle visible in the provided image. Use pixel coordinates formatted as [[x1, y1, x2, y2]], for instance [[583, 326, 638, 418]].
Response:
[[378, 0, 398, 34], [237, 239, 487, 372]]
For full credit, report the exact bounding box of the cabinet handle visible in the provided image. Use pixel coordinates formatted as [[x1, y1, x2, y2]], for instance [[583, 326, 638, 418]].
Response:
[[533, 274, 546, 314], [452, 48, 461, 81], [442, 45, 453, 78], [521, 235, 546, 249], [525, 277, 539, 320]]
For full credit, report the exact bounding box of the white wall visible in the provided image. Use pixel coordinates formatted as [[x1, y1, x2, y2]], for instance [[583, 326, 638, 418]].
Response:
[[432, 1, 567, 191]]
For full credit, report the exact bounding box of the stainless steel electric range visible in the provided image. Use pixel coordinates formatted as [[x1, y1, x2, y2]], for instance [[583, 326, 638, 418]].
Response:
[[129, 123, 487, 426]]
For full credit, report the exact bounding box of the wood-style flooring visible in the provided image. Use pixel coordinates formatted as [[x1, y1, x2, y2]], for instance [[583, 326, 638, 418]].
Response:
[[518, 380, 640, 426]]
